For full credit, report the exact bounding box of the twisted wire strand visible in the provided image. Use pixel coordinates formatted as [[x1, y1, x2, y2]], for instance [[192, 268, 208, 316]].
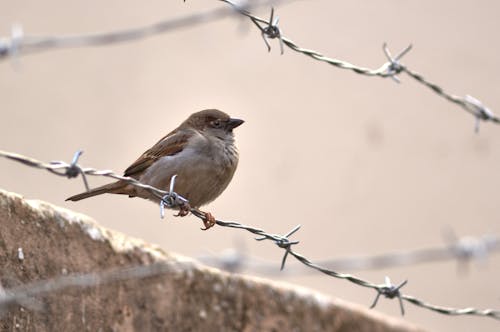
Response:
[[401, 66, 500, 124], [219, 0, 499, 129], [0, 150, 168, 200], [0, 1, 497, 128], [1, 149, 499, 320], [0, 262, 174, 315], [198, 234, 500, 272], [0, 0, 287, 58]]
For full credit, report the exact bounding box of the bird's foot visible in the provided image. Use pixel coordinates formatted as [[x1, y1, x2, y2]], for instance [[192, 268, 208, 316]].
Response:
[[200, 211, 216, 231], [174, 202, 191, 217]]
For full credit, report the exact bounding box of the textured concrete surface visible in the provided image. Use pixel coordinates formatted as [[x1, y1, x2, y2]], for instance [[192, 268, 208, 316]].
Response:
[[0, 189, 425, 331]]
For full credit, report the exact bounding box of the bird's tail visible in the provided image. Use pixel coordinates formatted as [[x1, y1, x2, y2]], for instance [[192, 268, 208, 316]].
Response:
[[66, 181, 129, 201]]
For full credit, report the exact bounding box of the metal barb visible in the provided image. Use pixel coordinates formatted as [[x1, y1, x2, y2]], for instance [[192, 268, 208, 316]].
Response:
[[63, 150, 83, 182], [160, 174, 178, 219], [228, 0, 251, 16], [47, 150, 90, 191], [69, 150, 83, 172], [0, 39, 7, 57], [70, 150, 90, 191], [382, 43, 412, 83], [284, 224, 301, 238], [159, 174, 189, 219], [251, 7, 284, 54], [2, 149, 500, 321], [448, 233, 496, 271], [169, 174, 178, 194], [464, 95, 495, 133], [256, 225, 301, 270], [0, 0, 496, 129], [1, 24, 24, 62], [370, 277, 408, 315]]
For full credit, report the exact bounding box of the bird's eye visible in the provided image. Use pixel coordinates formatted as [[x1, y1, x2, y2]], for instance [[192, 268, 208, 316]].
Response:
[[211, 120, 222, 128]]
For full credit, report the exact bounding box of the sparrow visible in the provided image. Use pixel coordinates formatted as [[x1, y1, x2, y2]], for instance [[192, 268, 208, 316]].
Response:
[[66, 109, 244, 229]]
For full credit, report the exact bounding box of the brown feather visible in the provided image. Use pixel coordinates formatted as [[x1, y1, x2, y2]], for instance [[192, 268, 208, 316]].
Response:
[[66, 181, 129, 201], [66, 109, 243, 205], [123, 129, 192, 178]]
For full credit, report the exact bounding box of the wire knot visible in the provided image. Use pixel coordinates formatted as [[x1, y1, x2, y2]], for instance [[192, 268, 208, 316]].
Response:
[[65, 150, 84, 179], [256, 224, 301, 270], [370, 277, 408, 315], [160, 175, 189, 218], [251, 7, 284, 54], [161, 191, 180, 209], [0, 25, 24, 60], [382, 43, 412, 83], [463, 95, 496, 133], [49, 150, 90, 191], [0, 39, 7, 57]]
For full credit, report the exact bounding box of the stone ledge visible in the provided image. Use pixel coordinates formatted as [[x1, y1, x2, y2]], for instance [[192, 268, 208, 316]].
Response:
[[0, 189, 426, 331]]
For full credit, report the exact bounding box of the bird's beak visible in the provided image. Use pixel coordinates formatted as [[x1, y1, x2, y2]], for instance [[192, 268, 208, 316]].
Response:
[[226, 118, 244, 130]]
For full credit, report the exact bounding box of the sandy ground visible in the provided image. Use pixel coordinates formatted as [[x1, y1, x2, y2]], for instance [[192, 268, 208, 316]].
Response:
[[1, 1, 500, 331]]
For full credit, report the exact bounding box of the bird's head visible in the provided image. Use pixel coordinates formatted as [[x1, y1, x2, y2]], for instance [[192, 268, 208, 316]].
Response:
[[185, 109, 244, 140]]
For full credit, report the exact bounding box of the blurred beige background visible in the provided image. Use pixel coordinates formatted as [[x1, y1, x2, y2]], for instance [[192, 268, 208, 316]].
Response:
[[1, 0, 500, 331]]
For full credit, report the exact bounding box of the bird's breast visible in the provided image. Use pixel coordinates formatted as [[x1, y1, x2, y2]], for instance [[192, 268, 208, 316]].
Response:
[[138, 139, 239, 207]]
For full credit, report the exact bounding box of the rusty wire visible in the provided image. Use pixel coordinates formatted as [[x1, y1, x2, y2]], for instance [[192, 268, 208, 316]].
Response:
[[1, 149, 499, 321]]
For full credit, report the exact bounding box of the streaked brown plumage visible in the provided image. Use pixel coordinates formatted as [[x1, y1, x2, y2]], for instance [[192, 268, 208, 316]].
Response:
[[67, 109, 244, 227]]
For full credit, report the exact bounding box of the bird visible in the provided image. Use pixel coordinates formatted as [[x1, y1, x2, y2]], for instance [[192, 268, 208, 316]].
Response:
[[66, 109, 244, 230]]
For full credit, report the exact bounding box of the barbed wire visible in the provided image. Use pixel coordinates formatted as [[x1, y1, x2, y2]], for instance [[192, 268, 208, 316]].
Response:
[[219, 0, 500, 131], [1, 149, 499, 321], [0, 150, 169, 200], [0, 0, 287, 59], [0, 1, 498, 131], [197, 233, 500, 274], [0, 262, 175, 316]]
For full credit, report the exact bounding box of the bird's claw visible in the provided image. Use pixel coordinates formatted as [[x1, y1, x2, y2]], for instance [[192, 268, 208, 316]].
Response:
[[174, 202, 191, 217], [200, 211, 216, 231], [173, 204, 215, 230]]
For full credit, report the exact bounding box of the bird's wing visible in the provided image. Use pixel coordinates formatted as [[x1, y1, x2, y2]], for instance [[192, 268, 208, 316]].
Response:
[[123, 129, 193, 178]]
